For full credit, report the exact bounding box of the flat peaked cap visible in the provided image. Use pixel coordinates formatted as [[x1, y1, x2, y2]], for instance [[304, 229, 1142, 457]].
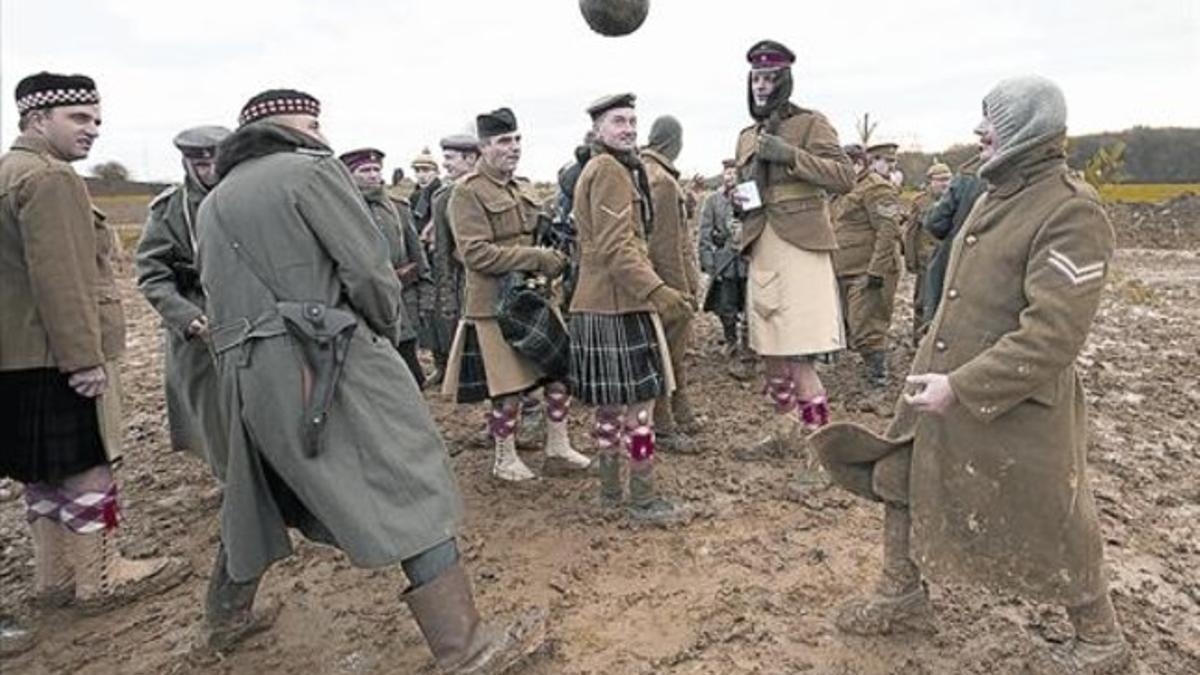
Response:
[[238, 88, 320, 127], [586, 92, 636, 120], [926, 161, 952, 179], [339, 147, 386, 170], [476, 108, 518, 139], [440, 134, 479, 152], [866, 142, 899, 159], [173, 125, 231, 159], [15, 72, 99, 114], [746, 40, 795, 69]]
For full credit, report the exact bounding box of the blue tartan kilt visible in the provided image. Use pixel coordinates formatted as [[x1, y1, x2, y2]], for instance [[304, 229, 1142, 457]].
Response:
[[567, 312, 665, 406]]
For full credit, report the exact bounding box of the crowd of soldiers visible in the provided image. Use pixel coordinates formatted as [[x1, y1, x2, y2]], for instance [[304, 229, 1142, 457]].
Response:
[[0, 38, 1132, 675]]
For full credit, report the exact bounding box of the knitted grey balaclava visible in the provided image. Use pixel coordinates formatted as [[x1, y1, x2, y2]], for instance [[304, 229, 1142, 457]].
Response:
[[647, 115, 683, 162], [980, 75, 1067, 176]]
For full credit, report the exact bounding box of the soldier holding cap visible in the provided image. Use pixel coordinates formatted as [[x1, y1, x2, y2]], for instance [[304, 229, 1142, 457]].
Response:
[[443, 107, 591, 481], [427, 133, 480, 387], [0, 72, 189, 632], [570, 92, 693, 524], [832, 141, 904, 389], [339, 146, 432, 388], [901, 161, 952, 342], [194, 89, 545, 668], [136, 124, 232, 475], [731, 40, 856, 476]]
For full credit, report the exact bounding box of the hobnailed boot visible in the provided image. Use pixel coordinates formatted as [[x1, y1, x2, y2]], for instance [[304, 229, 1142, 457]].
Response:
[[195, 545, 280, 655], [864, 351, 889, 388], [597, 451, 623, 508], [835, 504, 934, 635], [69, 527, 190, 615], [627, 460, 689, 527], [1037, 595, 1132, 675], [670, 392, 702, 436], [736, 378, 802, 462], [492, 434, 536, 482], [403, 562, 546, 674], [654, 396, 697, 455], [542, 420, 592, 476], [30, 518, 74, 608]]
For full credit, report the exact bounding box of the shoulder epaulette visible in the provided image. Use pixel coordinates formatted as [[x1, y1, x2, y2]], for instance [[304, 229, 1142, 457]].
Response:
[[148, 184, 179, 211]]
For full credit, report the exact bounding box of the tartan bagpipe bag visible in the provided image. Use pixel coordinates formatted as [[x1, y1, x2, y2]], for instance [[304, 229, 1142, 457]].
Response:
[[495, 271, 571, 381]]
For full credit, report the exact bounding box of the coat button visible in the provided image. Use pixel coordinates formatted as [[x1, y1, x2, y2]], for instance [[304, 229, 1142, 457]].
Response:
[[965, 235, 978, 246], [935, 339, 947, 351], [947, 289, 959, 299]]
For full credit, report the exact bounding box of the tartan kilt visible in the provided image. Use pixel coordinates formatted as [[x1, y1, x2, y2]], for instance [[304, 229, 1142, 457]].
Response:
[[496, 279, 570, 383], [453, 325, 491, 404], [0, 367, 108, 483], [568, 312, 666, 406]]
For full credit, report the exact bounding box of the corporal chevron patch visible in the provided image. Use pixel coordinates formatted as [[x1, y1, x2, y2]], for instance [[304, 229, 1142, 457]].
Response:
[[599, 204, 631, 220], [1047, 248, 1105, 286]]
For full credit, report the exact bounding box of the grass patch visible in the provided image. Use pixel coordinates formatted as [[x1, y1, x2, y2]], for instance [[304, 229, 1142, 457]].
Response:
[[1098, 184, 1200, 204]]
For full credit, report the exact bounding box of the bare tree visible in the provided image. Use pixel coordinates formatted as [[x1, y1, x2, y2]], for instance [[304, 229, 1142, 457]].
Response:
[[856, 113, 879, 145]]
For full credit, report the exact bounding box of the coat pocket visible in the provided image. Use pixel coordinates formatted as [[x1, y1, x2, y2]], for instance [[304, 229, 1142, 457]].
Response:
[[750, 268, 784, 319], [481, 195, 526, 241]]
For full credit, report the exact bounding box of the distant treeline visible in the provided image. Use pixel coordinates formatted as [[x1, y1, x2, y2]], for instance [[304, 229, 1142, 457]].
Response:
[[899, 127, 1200, 186]]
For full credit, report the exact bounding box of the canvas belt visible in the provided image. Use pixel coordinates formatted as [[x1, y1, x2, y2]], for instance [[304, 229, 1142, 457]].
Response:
[[764, 183, 825, 203]]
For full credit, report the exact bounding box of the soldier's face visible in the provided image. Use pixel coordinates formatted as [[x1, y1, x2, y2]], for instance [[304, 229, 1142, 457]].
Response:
[[28, 104, 101, 161], [750, 70, 778, 106], [975, 117, 998, 161], [414, 165, 438, 187], [929, 175, 951, 196], [481, 132, 522, 174], [722, 167, 737, 187], [594, 108, 637, 153], [188, 158, 219, 188], [350, 162, 384, 189], [442, 149, 477, 180], [270, 114, 328, 145], [871, 155, 894, 177]]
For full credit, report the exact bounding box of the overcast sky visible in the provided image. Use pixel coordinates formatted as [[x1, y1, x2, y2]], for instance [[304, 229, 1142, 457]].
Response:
[[2, 0, 1196, 183]]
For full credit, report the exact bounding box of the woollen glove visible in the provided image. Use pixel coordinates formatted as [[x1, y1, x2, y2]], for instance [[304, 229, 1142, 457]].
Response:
[[649, 285, 694, 325], [531, 248, 569, 277], [756, 133, 798, 165]]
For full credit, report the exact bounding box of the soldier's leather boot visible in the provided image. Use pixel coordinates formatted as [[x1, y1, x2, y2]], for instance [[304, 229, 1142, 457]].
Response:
[[654, 396, 698, 455], [627, 460, 689, 527], [403, 563, 546, 674], [864, 351, 889, 388], [30, 518, 74, 608], [597, 451, 623, 508], [195, 545, 280, 655], [670, 391, 702, 435], [1036, 594, 1132, 675], [68, 526, 190, 615], [835, 504, 934, 635]]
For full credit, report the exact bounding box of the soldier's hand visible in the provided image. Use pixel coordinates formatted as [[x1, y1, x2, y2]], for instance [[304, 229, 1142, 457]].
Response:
[[395, 262, 420, 284], [533, 248, 569, 277], [904, 373, 956, 415], [756, 133, 798, 165], [865, 275, 885, 290], [649, 285, 694, 325], [186, 315, 210, 338], [68, 365, 108, 399]]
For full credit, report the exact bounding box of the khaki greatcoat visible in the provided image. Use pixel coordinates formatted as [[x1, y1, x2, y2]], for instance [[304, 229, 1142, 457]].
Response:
[[815, 138, 1114, 606]]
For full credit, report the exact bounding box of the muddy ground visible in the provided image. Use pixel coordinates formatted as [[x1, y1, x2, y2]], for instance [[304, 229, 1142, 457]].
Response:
[[2, 244, 1198, 675]]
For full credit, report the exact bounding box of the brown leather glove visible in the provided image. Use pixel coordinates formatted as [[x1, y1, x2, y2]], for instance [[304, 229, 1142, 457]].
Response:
[[649, 285, 694, 325], [756, 133, 798, 165]]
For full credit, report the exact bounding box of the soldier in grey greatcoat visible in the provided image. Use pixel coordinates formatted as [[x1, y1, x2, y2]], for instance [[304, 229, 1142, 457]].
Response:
[[193, 88, 544, 671], [136, 125, 230, 475]]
